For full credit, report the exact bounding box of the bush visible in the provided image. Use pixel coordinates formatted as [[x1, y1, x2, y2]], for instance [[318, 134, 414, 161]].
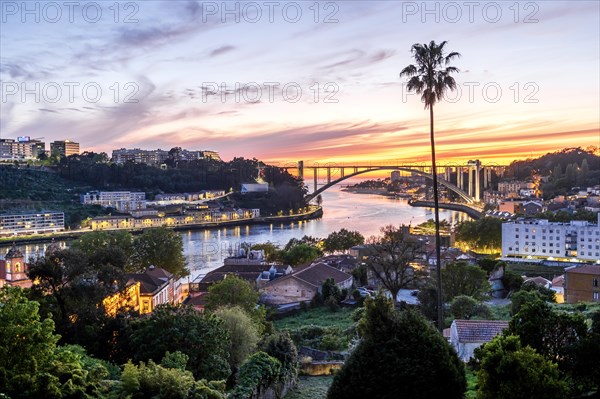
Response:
[[474, 335, 567, 399], [328, 296, 466, 399], [228, 352, 282, 399]]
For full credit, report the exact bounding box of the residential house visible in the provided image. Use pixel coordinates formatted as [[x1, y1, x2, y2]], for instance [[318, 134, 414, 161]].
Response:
[[564, 265, 600, 303], [260, 262, 353, 305], [127, 266, 174, 314], [521, 201, 544, 216], [316, 254, 358, 273], [450, 319, 509, 362]]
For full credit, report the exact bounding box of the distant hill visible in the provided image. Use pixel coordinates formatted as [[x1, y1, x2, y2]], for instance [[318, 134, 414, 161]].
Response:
[[505, 147, 600, 199], [506, 147, 599, 180]]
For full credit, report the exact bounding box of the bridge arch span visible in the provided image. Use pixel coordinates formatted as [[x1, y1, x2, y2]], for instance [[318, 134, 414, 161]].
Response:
[[305, 167, 475, 204]]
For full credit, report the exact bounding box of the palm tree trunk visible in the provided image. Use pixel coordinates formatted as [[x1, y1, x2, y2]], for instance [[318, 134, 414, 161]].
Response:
[[429, 105, 444, 332]]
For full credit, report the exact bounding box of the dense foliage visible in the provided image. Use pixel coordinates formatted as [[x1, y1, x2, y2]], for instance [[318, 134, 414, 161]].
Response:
[[455, 217, 502, 253], [474, 335, 568, 399], [441, 261, 490, 302], [506, 147, 600, 199], [327, 296, 466, 399], [205, 275, 260, 314], [0, 287, 112, 399], [128, 304, 231, 380]]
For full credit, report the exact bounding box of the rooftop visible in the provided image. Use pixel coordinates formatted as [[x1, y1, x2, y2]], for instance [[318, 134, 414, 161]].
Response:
[[565, 265, 600, 275], [452, 320, 509, 343]]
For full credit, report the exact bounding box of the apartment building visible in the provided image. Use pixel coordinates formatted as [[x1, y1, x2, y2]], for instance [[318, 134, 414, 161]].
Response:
[[0, 212, 65, 236], [81, 191, 146, 212], [50, 140, 80, 157], [502, 214, 600, 262], [0, 137, 45, 160], [111, 148, 221, 165]]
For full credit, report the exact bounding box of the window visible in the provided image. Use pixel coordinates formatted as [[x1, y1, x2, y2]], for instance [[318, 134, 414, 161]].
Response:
[[516, 234, 520, 238], [594, 292, 599, 301], [593, 279, 598, 288]]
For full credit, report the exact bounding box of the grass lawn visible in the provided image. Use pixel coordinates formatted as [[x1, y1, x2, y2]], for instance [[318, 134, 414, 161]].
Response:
[[274, 306, 356, 331], [465, 368, 478, 399], [285, 376, 334, 399]]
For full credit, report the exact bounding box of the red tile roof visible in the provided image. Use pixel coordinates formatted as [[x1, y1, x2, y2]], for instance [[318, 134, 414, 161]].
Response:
[[453, 320, 509, 343], [269, 262, 352, 288], [566, 265, 600, 275]]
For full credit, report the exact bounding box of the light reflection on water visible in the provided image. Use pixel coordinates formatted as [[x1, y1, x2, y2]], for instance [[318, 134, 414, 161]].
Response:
[[1, 185, 470, 282]]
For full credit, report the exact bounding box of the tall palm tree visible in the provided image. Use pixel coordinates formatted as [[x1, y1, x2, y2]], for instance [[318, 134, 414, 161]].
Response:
[[400, 40, 460, 332]]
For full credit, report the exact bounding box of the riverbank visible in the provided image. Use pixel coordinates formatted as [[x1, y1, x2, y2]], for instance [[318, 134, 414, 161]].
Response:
[[409, 200, 482, 219], [0, 206, 324, 246]]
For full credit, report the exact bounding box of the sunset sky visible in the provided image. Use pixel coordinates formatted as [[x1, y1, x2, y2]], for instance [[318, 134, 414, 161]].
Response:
[[1, 1, 599, 165]]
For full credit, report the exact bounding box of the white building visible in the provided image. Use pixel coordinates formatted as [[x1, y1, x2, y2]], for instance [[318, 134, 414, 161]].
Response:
[[0, 212, 65, 236], [81, 191, 147, 212], [502, 214, 600, 262], [241, 183, 269, 193], [450, 320, 508, 362]]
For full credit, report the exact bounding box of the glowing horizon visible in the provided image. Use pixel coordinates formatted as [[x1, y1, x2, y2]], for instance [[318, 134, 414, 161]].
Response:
[[1, 1, 599, 164]]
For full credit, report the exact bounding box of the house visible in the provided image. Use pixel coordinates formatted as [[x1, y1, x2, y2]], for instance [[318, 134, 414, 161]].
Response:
[[0, 243, 32, 288], [521, 201, 543, 216], [316, 254, 358, 273], [102, 266, 174, 315], [127, 266, 174, 314], [564, 265, 600, 303], [523, 276, 552, 289], [260, 262, 353, 305], [202, 262, 292, 288], [450, 319, 509, 362]]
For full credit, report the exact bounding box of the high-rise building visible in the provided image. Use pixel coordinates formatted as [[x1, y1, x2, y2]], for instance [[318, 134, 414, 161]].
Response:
[[51, 140, 80, 157], [0, 137, 45, 160]]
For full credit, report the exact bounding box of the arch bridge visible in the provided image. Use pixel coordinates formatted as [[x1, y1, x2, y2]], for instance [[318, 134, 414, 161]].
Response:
[[305, 166, 475, 204], [277, 160, 507, 204]]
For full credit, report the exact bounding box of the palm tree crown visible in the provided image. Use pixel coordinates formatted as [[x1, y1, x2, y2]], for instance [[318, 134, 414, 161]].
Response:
[[400, 40, 460, 109]]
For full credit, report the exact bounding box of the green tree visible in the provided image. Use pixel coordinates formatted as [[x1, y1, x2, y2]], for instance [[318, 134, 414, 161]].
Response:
[[0, 287, 108, 399], [510, 289, 544, 315], [250, 242, 280, 262], [70, 230, 134, 258], [323, 229, 365, 253], [455, 217, 502, 253], [228, 352, 283, 399], [450, 295, 491, 320], [441, 261, 489, 302], [400, 40, 461, 331], [328, 296, 466, 399], [257, 332, 298, 378], [502, 269, 524, 294], [474, 335, 567, 399], [508, 300, 587, 363], [205, 275, 259, 314], [214, 307, 260, 371], [128, 304, 231, 380], [27, 247, 128, 351], [279, 243, 322, 266], [366, 225, 426, 303], [129, 227, 188, 278]]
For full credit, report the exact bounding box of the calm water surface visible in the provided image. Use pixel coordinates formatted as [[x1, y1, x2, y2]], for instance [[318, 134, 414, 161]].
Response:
[[1, 185, 470, 282]]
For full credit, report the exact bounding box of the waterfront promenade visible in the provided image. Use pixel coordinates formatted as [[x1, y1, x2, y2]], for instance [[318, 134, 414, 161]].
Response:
[[0, 206, 324, 245]]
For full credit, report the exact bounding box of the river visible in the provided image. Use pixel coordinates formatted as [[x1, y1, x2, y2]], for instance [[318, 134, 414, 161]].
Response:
[[0, 184, 470, 282]]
